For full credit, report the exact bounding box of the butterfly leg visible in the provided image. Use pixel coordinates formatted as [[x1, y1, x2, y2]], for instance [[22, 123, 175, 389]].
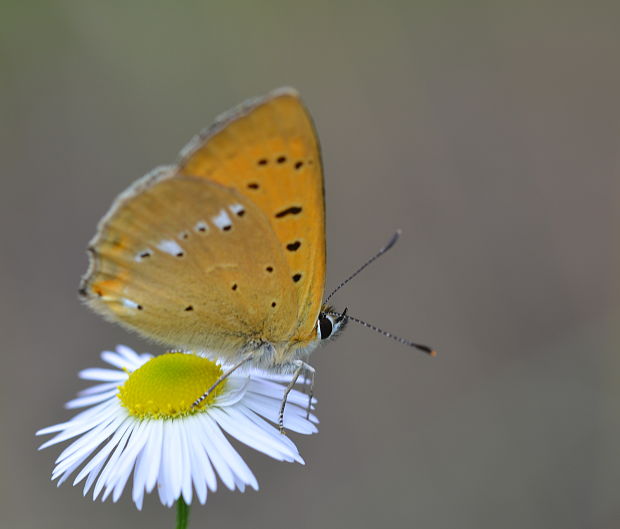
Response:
[[305, 368, 316, 420], [298, 364, 315, 419], [279, 360, 315, 434], [192, 353, 253, 409]]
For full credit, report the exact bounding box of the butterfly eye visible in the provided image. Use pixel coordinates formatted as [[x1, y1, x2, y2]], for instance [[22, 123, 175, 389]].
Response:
[[317, 313, 333, 340]]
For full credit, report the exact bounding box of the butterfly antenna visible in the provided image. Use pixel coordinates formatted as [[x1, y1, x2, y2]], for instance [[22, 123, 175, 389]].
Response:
[[325, 230, 402, 304], [328, 309, 436, 356]]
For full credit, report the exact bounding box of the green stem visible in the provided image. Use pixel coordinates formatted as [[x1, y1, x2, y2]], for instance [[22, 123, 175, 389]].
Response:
[[176, 497, 190, 529]]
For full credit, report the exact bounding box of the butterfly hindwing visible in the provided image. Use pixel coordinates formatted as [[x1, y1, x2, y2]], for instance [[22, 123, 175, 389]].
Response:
[[81, 172, 300, 355]]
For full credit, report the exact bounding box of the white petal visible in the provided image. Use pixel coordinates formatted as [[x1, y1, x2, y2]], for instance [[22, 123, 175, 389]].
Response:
[[101, 350, 133, 370], [37, 422, 74, 436], [73, 416, 133, 487], [79, 368, 126, 382], [194, 415, 236, 490], [209, 407, 297, 461], [138, 419, 163, 493], [55, 409, 124, 470], [38, 399, 118, 439], [132, 468, 145, 511], [213, 377, 249, 408], [234, 474, 246, 493], [37, 402, 110, 438], [161, 420, 182, 502], [111, 420, 150, 502], [201, 414, 257, 489], [77, 382, 119, 396], [66, 389, 118, 409], [110, 419, 149, 484], [82, 456, 106, 495], [177, 421, 193, 505], [185, 420, 208, 504], [56, 457, 84, 486], [39, 400, 119, 450], [247, 371, 292, 382], [115, 345, 141, 364], [93, 420, 135, 500], [132, 446, 148, 508], [185, 417, 217, 493], [244, 394, 318, 434], [247, 378, 317, 407], [236, 406, 304, 464]]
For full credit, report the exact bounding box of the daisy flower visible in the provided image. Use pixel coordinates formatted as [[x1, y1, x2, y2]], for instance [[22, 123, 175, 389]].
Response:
[[37, 345, 318, 511]]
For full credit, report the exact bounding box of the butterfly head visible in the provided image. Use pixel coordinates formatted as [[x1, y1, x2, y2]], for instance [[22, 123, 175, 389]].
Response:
[[316, 305, 348, 342]]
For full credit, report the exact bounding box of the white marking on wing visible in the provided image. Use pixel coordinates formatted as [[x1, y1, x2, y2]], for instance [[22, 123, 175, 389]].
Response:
[[194, 221, 209, 233], [212, 209, 232, 230], [157, 239, 184, 256], [122, 298, 140, 309], [229, 203, 245, 215], [134, 249, 152, 262]]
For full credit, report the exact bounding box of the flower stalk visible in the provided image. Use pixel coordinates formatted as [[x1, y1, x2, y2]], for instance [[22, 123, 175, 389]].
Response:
[[176, 498, 190, 529]]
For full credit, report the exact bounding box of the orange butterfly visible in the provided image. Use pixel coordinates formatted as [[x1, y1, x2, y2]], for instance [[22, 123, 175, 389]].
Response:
[[80, 89, 346, 409], [80, 88, 433, 425]]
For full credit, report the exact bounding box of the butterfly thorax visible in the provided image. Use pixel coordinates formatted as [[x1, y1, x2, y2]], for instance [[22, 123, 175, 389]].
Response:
[[243, 303, 346, 370], [237, 334, 320, 372]]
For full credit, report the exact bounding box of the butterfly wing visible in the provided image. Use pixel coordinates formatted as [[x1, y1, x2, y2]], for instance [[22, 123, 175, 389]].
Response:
[[81, 171, 299, 355], [178, 88, 326, 342]]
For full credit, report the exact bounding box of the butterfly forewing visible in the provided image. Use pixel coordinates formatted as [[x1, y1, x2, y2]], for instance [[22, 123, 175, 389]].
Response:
[[178, 88, 326, 341], [82, 174, 299, 355]]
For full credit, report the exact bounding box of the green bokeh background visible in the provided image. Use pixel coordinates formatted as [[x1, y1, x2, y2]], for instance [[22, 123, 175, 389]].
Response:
[[2, 2, 619, 528]]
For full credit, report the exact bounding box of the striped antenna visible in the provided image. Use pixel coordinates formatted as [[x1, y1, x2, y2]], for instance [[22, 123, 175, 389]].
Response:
[[327, 309, 436, 356], [324, 230, 401, 304]]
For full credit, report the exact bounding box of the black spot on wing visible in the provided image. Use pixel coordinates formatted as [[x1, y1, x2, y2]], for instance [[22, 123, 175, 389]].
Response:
[[275, 206, 302, 218], [286, 241, 301, 251]]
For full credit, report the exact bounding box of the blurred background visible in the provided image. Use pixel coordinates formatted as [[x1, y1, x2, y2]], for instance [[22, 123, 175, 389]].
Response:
[[2, 2, 619, 528]]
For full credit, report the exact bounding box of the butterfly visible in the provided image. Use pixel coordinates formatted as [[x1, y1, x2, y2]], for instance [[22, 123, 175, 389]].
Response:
[[80, 88, 347, 408], [80, 88, 434, 425]]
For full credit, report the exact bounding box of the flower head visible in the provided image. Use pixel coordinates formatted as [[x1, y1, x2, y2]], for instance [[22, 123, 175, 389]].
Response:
[[37, 345, 318, 509]]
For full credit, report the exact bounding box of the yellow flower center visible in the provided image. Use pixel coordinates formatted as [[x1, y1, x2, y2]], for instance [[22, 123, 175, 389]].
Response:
[[118, 353, 225, 419]]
